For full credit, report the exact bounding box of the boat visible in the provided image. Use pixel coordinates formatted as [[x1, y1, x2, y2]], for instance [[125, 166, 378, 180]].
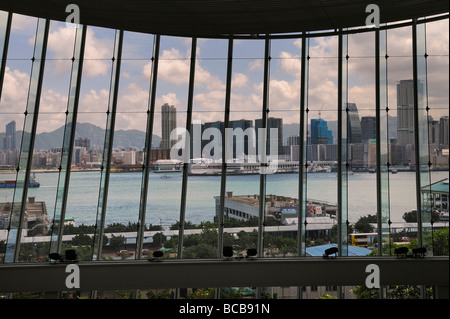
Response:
[[0, 174, 40, 188], [188, 160, 299, 176], [152, 160, 182, 173]]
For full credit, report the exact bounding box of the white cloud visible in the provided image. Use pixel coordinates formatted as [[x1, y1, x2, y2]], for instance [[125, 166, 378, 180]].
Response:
[[248, 59, 263, 71], [231, 72, 249, 90], [44, 26, 113, 77]]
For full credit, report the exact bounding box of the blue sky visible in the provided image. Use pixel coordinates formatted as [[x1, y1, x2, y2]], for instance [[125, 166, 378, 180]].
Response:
[[0, 13, 448, 140]]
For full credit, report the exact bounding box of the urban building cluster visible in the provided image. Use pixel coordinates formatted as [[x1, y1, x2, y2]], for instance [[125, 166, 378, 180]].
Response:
[[1, 80, 448, 171]]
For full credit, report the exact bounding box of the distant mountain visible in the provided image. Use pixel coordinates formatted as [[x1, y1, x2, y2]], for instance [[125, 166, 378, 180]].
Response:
[[0, 123, 161, 151]]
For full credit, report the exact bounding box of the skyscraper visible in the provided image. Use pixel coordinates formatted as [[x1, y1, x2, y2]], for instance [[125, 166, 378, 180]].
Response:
[[2, 120, 16, 151], [161, 103, 177, 149], [310, 118, 332, 145], [255, 117, 283, 155], [361, 116, 376, 142], [75, 137, 91, 151], [440, 116, 449, 149], [397, 80, 415, 145], [347, 103, 361, 144]]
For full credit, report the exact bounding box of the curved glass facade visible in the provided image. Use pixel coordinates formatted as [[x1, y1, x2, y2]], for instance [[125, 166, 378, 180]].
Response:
[[0, 10, 448, 300]]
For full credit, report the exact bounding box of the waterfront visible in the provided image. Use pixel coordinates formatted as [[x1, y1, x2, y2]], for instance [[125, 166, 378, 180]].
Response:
[[0, 170, 448, 228]]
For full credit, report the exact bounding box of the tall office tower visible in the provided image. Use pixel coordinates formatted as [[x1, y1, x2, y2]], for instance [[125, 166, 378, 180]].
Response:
[[310, 118, 333, 145], [229, 119, 254, 158], [202, 120, 224, 158], [397, 79, 415, 145], [347, 103, 362, 144], [428, 116, 440, 147], [255, 117, 283, 156], [161, 103, 177, 149], [75, 137, 91, 151], [360, 116, 376, 142], [440, 116, 449, 149], [287, 135, 301, 146], [2, 121, 16, 151]]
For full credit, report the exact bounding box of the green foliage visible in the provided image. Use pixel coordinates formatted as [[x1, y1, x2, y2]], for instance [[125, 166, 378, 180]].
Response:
[[185, 288, 215, 299], [317, 293, 337, 299], [354, 214, 376, 233], [351, 285, 433, 299], [146, 289, 174, 299], [402, 210, 441, 223], [429, 227, 449, 256]]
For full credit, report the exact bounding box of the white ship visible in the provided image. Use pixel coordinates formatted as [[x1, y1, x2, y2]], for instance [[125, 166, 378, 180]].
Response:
[[188, 160, 299, 176], [152, 159, 182, 173]]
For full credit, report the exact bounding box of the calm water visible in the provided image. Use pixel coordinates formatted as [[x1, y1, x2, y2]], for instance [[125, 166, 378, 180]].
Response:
[[1, 170, 448, 227]]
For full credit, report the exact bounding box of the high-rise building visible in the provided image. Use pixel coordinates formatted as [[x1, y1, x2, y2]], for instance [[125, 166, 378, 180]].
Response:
[[310, 118, 332, 145], [397, 80, 415, 145], [439, 116, 449, 149], [428, 116, 440, 148], [161, 103, 177, 149], [360, 116, 376, 142], [2, 120, 16, 151], [347, 103, 361, 144], [75, 137, 91, 151], [255, 117, 283, 155], [196, 119, 255, 159], [229, 119, 254, 159]]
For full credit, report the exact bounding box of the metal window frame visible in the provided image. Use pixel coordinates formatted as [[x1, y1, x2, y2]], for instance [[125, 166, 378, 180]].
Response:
[[217, 38, 234, 258], [49, 24, 87, 255], [92, 29, 124, 261], [4, 18, 49, 263], [136, 34, 161, 260], [0, 11, 12, 101], [177, 37, 197, 259]]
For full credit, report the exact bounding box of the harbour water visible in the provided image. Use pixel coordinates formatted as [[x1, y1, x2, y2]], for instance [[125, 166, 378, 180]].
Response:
[[0, 170, 448, 228]]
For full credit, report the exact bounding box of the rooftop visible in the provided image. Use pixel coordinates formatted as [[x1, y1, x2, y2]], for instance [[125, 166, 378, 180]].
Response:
[[306, 244, 372, 257], [421, 178, 449, 194]]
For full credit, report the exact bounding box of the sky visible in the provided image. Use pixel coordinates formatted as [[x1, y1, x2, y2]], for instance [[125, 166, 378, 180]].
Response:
[[0, 13, 448, 141]]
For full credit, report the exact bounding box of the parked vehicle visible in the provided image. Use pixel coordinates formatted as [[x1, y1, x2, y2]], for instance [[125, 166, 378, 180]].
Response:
[[115, 250, 134, 256]]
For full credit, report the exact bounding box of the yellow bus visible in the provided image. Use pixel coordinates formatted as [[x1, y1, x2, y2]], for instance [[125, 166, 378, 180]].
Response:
[[349, 233, 377, 248]]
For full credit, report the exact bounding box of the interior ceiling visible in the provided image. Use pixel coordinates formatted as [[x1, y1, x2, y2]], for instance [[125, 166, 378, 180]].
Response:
[[0, 0, 448, 37]]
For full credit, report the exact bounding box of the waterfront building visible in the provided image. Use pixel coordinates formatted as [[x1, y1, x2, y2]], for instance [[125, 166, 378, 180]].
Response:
[[0, 197, 48, 236], [421, 178, 449, 214]]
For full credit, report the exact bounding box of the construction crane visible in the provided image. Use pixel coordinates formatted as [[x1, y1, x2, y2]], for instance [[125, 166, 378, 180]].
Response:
[[318, 103, 325, 119]]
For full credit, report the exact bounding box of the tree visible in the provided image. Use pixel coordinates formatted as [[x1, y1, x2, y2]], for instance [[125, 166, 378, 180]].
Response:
[[109, 234, 126, 251], [71, 233, 92, 246], [354, 214, 376, 233], [431, 227, 449, 256], [183, 243, 216, 259], [402, 210, 440, 223], [152, 232, 166, 249]]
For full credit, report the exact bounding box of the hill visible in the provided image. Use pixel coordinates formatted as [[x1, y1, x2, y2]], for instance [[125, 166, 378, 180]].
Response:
[[0, 123, 161, 151]]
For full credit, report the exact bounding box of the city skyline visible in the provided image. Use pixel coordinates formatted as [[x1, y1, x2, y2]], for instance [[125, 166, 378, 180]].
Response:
[[0, 16, 447, 137]]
